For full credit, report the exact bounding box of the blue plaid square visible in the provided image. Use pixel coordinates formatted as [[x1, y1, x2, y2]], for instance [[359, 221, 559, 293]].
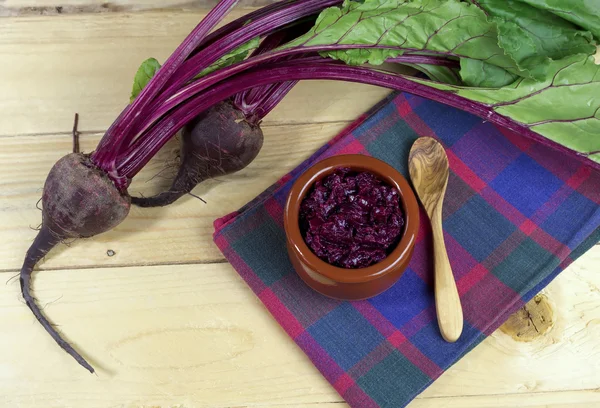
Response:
[[490, 154, 563, 217], [369, 269, 433, 330], [542, 192, 600, 249], [230, 214, 291, 286], [357, 350, 431, 408], [273, 182, 294, 207], [308, 303, 384, 371], [451, 123, 521, 182], [445, 195, 516, 262], [405, 94, 483, 146], [410, 321, 481, 369]]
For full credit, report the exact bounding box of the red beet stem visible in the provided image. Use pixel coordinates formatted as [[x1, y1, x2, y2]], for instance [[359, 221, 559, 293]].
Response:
[[20, 225, 95, 373], [148, 0, 342, 119], [92, 0, 241, 184], [129, 47, 455, 141], [119, 61, 600, 177]]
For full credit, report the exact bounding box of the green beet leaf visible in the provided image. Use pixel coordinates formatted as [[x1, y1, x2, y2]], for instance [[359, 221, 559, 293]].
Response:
[[475, 0, 595, 59], [281, 0, 532, 79], [195, 37, 261, 78], [469, 0, 596, 84], [512, 0, 600, 40], [131, 38, 260, 102], [409, 54, 600, 164], [459, 59, 519, 88], [130, 58, 161, 103]]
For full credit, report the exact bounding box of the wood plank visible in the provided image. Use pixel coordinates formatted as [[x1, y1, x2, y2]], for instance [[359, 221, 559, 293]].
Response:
[[0, 11, 393, 136], [0, 122, 353, 271], [267, 391, 600, 408], [0, 249, 598, 407], [265, 391, 600, 408], [0, 0, 275, 16], [412, 391, 600, 408]]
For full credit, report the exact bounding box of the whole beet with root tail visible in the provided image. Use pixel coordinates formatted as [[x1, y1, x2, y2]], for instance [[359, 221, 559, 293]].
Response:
[[21, 153, 131, 373], [132, 100, 263, 207]]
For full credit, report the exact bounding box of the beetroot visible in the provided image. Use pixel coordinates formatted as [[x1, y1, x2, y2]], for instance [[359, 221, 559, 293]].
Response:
[[131, 100, 263, 207], [21, 153, 131, 373], [299, 168, 404, 269], [129, 29, 302, 208]]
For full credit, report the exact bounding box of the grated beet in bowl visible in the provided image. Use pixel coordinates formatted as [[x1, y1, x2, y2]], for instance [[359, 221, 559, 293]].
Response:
[[299, 167, 405, 269]]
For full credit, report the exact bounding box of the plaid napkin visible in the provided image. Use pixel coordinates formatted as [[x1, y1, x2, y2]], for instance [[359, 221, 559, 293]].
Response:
[[213, 93, 600, 408]]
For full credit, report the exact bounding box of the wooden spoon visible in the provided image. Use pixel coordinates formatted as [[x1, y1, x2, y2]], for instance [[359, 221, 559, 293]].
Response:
[[408, 137, 463, 343]]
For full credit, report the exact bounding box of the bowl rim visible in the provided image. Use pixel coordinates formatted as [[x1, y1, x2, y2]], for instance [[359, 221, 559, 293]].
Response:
[[283, 154, 420, 284]]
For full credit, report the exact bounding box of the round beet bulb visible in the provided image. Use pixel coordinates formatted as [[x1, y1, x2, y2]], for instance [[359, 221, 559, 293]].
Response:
[[132, 100, 264, 207], [21, 153, 131, 373]]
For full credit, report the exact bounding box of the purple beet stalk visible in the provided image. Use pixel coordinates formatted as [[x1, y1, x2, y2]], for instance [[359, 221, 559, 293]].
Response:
[[128, 26, 310, 208], [117, 60, 597, 178], [127, 49, 458, 142], [92, 0, 241, 187], [91, 0, 344, 184]]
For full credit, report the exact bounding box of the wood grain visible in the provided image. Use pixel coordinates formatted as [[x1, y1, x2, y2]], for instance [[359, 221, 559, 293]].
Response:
[[408, 137, 450, 217], [409, 137, 463, 343], [500, 294, 555, 341], [0, 0, 275, 16], [0, 11, 392, 136], [0, 249, 598, 407]]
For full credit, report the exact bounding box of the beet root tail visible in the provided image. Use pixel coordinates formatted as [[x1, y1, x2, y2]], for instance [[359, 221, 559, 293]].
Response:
[[131, 152, 202, 208], [131, 190, 188, 207], [20, 225, 95, 373]]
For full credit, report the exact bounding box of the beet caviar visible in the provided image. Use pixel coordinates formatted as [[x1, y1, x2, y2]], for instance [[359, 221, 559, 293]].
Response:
[[299, 167, 405, 269]]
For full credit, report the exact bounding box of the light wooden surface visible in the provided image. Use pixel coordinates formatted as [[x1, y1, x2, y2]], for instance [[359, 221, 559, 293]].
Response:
[[0, 6, 599, 408]]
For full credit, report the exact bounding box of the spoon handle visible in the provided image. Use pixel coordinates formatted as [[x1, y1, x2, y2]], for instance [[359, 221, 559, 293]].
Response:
[[431, 211, 463, 343]]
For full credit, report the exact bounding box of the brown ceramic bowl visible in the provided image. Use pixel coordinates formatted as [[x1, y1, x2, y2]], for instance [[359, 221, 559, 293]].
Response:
[[284, 154, 419, 301]]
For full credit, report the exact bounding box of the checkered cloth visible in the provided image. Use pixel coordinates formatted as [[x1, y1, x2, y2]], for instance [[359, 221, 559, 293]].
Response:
[[213, 93, 600, 408]]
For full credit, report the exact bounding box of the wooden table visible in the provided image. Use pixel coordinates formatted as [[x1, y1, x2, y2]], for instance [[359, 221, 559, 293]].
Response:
[[1, 4, 599, 407]]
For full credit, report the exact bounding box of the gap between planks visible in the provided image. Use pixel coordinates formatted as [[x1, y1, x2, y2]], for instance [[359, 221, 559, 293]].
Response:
[[413, 387, 600, 401]]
